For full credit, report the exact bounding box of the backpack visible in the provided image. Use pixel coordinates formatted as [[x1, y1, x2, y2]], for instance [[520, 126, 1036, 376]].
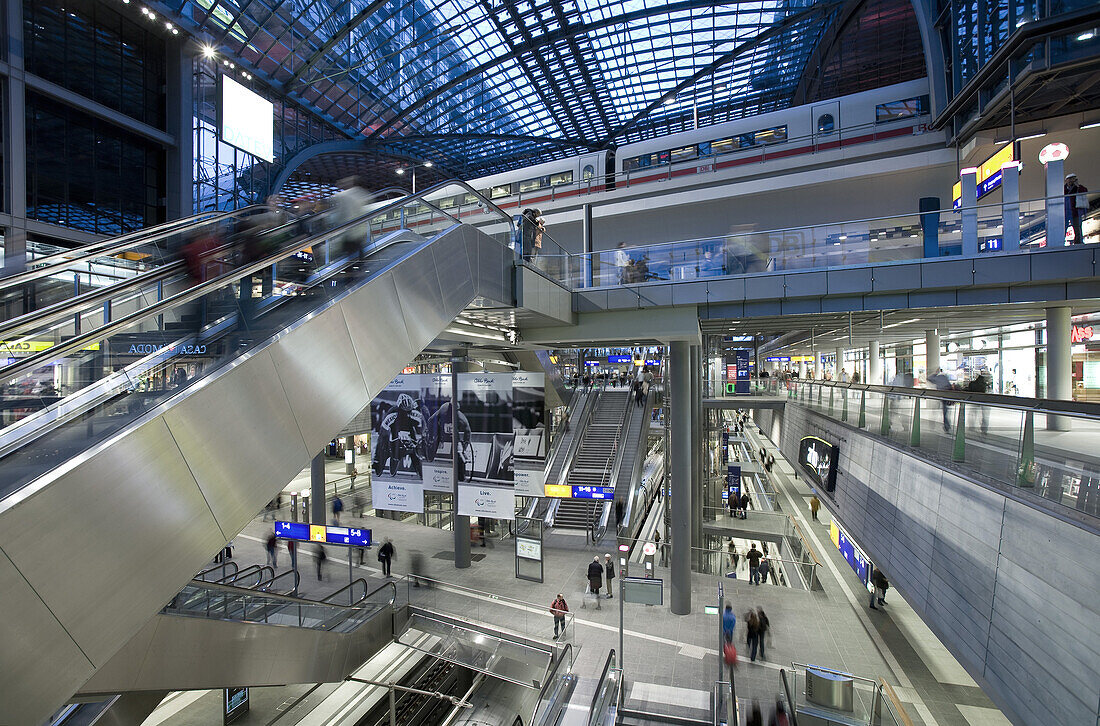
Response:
[[723, 641, 738, 666]]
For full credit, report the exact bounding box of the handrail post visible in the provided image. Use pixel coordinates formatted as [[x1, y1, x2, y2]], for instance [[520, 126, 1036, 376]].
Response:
[[1017, 410, 1035, 487], [879, 393, 890, 436], [953, 403, 966, 462], [910, 397, 921, 447], [857, 390, 866, 428]]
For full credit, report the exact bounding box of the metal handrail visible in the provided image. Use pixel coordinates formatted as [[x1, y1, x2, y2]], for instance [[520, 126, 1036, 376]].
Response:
[[587, 650, 620, 726], [254, 568, 300, 596], [536, 191, 1081, 276], [0, 179, 514, 387], [181, 576, 396, 611], [321, 576, 371, 606], [761, 377, 1100, 418], [195, 561, 238, 582], [1, 205, 278, 289]]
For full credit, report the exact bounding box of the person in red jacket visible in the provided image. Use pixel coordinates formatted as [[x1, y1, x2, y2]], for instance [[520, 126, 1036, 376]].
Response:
[[550, 594, 569, 639]]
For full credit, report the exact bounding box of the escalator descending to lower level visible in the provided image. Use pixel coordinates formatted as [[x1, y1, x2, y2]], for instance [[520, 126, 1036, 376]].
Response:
[[0, 181, 519, 723]]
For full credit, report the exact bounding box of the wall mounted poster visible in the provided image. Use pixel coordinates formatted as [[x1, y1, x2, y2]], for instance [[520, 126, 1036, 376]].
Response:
[[512, 371, 546, 497], [457, 373, 516, 518]]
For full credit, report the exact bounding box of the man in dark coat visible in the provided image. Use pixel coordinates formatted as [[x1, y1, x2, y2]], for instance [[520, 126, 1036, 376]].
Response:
[[587, 556, 604, 609]]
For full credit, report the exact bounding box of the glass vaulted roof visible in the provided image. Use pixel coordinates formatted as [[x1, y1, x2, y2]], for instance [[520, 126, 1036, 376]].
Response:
[[171, 0, 884, 175]]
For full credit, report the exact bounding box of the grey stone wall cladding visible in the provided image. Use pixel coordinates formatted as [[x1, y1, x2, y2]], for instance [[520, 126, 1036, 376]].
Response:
[[765, 403, 1100, 726]]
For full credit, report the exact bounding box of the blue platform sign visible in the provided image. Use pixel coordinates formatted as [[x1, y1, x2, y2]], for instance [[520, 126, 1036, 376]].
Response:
[[721, 431, 729, 462], [571, 485, 615, 500], [726, 465, 742, 500], [608, 355, 631, 363], [275, 521, 371, 547], [735, 349, 751, 393]]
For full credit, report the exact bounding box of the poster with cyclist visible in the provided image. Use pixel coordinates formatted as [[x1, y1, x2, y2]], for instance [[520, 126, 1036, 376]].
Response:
[[512, 371, 546, 497], [456, 373, 515, 519], [368, 374, 434, 513]]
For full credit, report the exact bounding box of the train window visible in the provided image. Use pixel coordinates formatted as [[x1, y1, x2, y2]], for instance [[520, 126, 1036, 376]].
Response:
[[466, 193, 482, 206], [738, 132, 756, 148], [656, 150, 670, 165], [550, 170, 574, 186], [875, 96, 929, 123], [670, 145, 698, 163], [438, 196, 458, 209], [697, 142, 712, 156], [710, 137, 737, 155], [756, 125, 788, 144], [490, 184, 513, 199], [582, 165, 595, 180], [817, 114, 835, 135], [623, 155, 645, 172], [518, 177, 547, 193]]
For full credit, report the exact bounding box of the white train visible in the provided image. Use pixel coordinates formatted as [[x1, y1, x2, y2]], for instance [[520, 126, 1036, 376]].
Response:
[[455, 78, 931, 212]]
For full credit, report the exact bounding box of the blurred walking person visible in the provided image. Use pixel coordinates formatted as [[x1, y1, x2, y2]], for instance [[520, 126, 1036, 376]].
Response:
[[265, 531, 278, 568], [550, 593, 569, 638]]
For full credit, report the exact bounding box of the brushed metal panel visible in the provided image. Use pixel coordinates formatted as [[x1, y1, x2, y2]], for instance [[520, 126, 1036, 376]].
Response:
[[0, 416, 224, 667], [920, 259, 973, 288], [0, 548, 96, 723], [668, 281, 706, 305], [163, 351, 310, 531], [80, 610, 395, 693], [1030, 247, 1094, 281], [270, 304, 371, 455], [637, 284, 672, 307], [392, 246, 448, 352], [341, 273, 416, 398], [973, 256, 1030, 285], [704, 278, 745, 303], [785, 271, 827, 296], [606, 287, 640, 309], [820, 295, 863, 312], [871, 263, 921, 292], [433, 229, 476, 311], [825, 268, 873, 294], [744, 275, 783, 299], [781, 298, 821, 315], [575, 290, 607, 312]]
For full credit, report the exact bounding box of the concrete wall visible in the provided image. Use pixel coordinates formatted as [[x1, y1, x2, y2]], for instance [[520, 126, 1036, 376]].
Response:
[[761, 402, 1100, 726]]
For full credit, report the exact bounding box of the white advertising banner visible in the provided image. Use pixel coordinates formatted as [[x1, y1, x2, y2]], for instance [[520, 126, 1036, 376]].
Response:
[[512, 371, 547, 497], [421, 462, 453, 493], [378, 478, 424, 513], [457, 373, 515, 518]]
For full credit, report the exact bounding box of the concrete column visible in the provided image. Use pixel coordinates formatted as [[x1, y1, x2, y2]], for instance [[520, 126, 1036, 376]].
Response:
[[960, 167, 979, 256], [798, 360, 807, 378], [581, 203, 593, 288], [165, 38, 193, 220], [834, 347, 844, 378], [1046, 307, 1072, 431], [869, 340, 882, 385], [1045, 158, 1065, 247], [1001, 162, 1021, 252], [310, 451, 326, 524], [669, 341, 692, 615], [345, 435, 356, 474], [925, 330, 940, 379], [3, 0, 27, 274], [689, 345, 702, 559], [452, 356, 472, 568]]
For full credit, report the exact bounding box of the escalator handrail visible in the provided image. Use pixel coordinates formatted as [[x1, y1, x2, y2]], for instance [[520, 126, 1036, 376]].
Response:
[[255, 567, 300, 595], [0, 211, 316, 343], [320, 576, 369, 605], [533, 642, 574, 722], [179, 577, 396, 612], [1, 205, 277, 289], [195, 561, 239, 582], [588, 649, 617, 722], [0, 179, 514, 387]]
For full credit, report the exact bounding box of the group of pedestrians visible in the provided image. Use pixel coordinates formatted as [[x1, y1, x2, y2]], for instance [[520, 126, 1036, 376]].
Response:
[[727, 491, 751, 519], [721, 601, 772, 663], [633, 367, 654, 406], [582, 554, 617, 610]]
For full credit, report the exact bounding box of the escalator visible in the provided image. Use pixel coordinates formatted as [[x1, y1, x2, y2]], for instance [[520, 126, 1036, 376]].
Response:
[[554, 389, 630, 530], [0, 181, 519, 723]]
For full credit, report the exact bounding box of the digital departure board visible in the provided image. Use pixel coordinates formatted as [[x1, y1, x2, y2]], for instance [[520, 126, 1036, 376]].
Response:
[[275, 521, 371, 547], [571, 485, 615, 500]]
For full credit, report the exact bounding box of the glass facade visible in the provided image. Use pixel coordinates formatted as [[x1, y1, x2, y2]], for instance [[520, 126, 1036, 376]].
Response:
[[192, 58, 348, 212], [25, 92, 165, 235], [24, 0, 167, 129]]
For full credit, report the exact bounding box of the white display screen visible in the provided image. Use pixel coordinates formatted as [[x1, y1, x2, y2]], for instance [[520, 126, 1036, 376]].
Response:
[[221, 75, 273, 162]]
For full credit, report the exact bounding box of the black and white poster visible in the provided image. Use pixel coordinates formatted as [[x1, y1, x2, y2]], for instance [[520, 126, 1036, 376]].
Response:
[[456, 373, 516, 518], [512, 371, 547, 497]]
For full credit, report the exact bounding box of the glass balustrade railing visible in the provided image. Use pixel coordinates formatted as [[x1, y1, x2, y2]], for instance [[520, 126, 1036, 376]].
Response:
[[532, 196, 1097, 290], [0, 181, 514, 502], [165, 579, 396, 634], [752, 377, 1100, 520]]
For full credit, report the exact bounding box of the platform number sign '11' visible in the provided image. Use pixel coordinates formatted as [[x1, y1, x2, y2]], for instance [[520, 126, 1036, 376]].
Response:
[[275, 521, 371, 547]]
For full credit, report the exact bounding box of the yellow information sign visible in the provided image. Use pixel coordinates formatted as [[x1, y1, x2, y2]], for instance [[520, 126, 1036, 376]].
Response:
[[0, 340, 100, 353], [309, 525, 327, 542], [952, 143, 1014, 204], [545, 484, 572, 498]]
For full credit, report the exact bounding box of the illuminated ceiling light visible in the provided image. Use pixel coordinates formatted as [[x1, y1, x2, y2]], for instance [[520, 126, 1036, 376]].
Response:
[[838, 235, 847, 240], [882, 317, 921, 329], [424, 161, 434, 168], [1080, 120, 1100, 130], [1016, 131, 1046, 141], [1077, 31, 1095, 41], [395, 168, 405, 175], [202, 45, 215, 58], [165, 21, 173, 29], [229, 62, 235, 69], [223, 59, 230, 66], [171, 27, 179, 34]]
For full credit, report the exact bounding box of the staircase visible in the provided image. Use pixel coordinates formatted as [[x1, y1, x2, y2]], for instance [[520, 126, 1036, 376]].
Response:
[[556, 390, 629, 530]]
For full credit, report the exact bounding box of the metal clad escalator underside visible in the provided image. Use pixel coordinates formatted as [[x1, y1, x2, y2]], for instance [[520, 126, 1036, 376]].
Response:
[[0, 223, 514, 723]]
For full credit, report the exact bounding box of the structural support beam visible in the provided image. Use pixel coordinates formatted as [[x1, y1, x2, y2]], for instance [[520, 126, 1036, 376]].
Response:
[[452, 355, 472, 568], [1046, 307, 1072, 431], [3, 0, 26, 275], [670, 341, 692, 615], [690, 345, 702, 561], [926, 330, 940, 377], [310, 451, 326, 525], [869, 340, 882, 385]]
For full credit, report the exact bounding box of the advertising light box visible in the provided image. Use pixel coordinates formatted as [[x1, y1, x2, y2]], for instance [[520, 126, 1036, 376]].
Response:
[[221, 75, 274, 161], [798, 436, 839, 493]]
